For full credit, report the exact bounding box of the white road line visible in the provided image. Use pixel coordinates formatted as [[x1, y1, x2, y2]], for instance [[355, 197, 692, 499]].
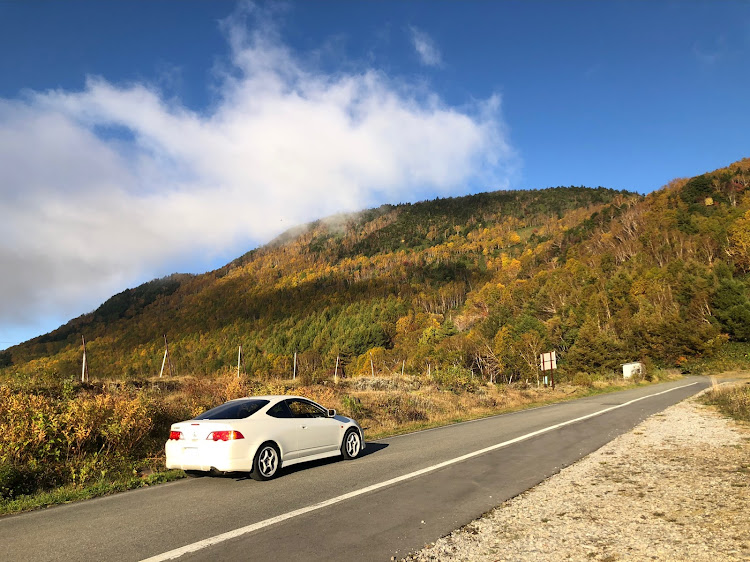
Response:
[[141, 382, 700, 562]]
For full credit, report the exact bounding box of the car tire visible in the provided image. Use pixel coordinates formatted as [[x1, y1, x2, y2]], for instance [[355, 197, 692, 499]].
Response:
[[250, 442, 280, 481], [341, 428, 362, 460]]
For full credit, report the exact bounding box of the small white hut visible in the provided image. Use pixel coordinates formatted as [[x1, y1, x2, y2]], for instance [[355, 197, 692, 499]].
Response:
[[622, 362, 644, 379]]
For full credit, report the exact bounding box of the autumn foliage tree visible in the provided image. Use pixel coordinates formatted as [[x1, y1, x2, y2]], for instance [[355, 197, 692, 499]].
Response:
[[4, 159, 750, 385]]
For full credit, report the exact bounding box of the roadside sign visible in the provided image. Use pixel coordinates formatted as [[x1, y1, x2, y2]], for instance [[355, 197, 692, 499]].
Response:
[[540, 351, 556, 371], [540, 351, 556, 390]]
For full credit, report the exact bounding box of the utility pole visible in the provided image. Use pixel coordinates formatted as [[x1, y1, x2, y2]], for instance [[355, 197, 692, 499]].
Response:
[[81, 335, 89, 383], [159, 341, 167, 378], [159, 334, 174, 378]]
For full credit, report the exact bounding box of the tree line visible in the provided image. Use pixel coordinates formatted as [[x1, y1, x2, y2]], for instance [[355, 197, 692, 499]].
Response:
[[3, 159, 750, 386]]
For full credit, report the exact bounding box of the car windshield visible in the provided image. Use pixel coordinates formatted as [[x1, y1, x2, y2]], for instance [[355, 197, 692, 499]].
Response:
[[194, 399, 269, 420]]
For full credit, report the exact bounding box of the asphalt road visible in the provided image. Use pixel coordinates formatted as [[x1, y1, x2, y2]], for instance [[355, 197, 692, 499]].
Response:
[[0, 377, 708, 562]]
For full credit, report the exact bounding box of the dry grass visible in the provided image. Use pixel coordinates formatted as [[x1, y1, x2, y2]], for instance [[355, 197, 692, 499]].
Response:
[[297, 375, 645, 439], [0, 370, 675, 514], [702, 378, 750, 422]]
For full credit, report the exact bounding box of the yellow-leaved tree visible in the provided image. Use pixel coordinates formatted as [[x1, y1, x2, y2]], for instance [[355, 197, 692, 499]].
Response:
[[728, 210, 750, 272]]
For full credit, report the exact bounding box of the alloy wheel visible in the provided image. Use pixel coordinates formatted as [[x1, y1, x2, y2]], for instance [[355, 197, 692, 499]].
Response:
[[258, 446, 278, 477], [345, 431, 361, 458]]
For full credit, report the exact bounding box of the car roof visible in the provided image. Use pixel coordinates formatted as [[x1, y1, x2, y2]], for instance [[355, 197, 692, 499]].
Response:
[[227, 395, 308, 402]]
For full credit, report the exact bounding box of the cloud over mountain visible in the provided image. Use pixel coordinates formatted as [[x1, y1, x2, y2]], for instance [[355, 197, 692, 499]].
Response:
[[0, 6, 516, 341]]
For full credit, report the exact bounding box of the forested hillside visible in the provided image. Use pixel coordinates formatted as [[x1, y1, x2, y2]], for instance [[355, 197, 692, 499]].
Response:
[[4, 158, 750, 385]]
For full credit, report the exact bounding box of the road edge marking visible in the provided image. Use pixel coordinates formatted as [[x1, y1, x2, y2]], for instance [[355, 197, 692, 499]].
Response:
[[141, 382, 700, 561]]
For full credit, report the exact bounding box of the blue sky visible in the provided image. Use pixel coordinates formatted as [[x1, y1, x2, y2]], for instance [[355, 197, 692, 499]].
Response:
[[1, 1, 749, 350]]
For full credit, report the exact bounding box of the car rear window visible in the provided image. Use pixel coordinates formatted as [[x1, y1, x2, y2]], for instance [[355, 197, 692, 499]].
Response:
[[194, 399, 269, 420]]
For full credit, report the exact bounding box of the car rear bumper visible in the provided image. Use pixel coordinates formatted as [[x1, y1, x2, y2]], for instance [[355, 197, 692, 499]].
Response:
[[165, 440, 253, 472]]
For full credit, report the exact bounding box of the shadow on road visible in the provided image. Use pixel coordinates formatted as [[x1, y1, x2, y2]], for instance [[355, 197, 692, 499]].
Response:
[[228, 441, 389, 481], [359, 441, 388, 458]]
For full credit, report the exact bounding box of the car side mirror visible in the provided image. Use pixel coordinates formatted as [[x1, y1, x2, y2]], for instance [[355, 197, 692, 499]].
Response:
[[327, 409, 336, 417]]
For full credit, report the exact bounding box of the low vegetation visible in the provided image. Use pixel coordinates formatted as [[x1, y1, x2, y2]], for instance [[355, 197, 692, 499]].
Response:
[[1, 363, 676, 515], [701, 380, 750, 422]]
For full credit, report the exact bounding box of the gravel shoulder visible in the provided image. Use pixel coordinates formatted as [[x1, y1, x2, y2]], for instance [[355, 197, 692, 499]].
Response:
[[403, 384, 750, 562]]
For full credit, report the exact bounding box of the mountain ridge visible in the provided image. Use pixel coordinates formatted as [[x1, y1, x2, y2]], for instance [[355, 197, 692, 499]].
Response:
[[4, 159, 750, 384]]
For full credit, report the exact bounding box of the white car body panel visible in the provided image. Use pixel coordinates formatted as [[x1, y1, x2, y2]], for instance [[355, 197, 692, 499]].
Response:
[[165, 395, 364, 475], [297, 416, 341, 455]]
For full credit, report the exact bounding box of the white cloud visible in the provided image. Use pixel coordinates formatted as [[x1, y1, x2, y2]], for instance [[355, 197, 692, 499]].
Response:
[[0, 7, 516, 341], [409, 26, 443, 67]]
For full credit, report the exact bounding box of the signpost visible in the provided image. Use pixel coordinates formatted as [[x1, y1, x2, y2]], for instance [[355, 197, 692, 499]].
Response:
[[540, 351, 556, 389]]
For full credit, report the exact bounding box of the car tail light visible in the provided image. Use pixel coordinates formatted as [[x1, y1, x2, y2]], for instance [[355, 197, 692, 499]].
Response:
[[169, 430, 183, 440], [206, 430, 244, 442]]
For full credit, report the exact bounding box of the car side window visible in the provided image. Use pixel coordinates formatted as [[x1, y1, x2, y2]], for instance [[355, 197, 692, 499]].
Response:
[[287, 399, 326, 418], [267, 401, 293, 418]]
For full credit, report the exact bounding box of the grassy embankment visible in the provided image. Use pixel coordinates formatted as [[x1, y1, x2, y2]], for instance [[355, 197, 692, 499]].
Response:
[[701, 377, 750, 422], [684, 341, 750, 421], [5, 343, 750, 517]]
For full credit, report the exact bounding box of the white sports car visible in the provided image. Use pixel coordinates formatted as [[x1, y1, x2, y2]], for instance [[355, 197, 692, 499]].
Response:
[[165, 395, 365, 480]]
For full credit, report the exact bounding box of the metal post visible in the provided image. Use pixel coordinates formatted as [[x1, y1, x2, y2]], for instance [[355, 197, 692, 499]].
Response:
[[163, 335, 174, 377], [159, 347, 168, 378], [160, 334, 173, 378], [237, 345, 242, 379], [81, 335, 89, 383], [551, 364, 555, 390], [293, 351, 297, 380]]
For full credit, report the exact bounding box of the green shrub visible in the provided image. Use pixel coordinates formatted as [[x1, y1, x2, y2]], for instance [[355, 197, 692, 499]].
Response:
[[0, 385, 162, 498], [432, 365, 479, 393], [572, 371, 595, 387], [0, 464, 39, 500], [340, 394, 365, 419]]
